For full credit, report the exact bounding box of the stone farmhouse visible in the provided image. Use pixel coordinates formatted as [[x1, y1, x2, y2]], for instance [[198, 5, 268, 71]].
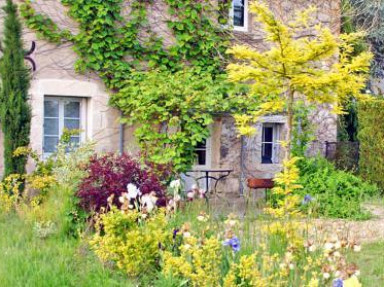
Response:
[[0, 0, 340, 193]]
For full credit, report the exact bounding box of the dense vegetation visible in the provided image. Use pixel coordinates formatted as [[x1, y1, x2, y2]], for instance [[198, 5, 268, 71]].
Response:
[[0, 0, 31, 178], [358, 98, 384, 192], [0, 1, 382, 286], [297, 157, 379, 219], [19, 0, 241, 172]]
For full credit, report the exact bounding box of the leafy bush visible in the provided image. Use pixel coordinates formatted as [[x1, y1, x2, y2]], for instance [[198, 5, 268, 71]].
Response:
[[90, 207, 169, 277], [76, 153, 166, 213], [297, 157, 379, 219], [12, 140, 95, 237], [358, 98, 384, 191]]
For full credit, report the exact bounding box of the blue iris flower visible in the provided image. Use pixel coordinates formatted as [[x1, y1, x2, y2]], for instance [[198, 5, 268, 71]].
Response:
[[332, 278, 343, 287], [223, 236, 241, 252], [302, 194, 313, 205]]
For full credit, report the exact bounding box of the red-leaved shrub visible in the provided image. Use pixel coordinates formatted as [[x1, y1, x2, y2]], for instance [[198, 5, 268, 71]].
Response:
[[76, 153, 166, 212]]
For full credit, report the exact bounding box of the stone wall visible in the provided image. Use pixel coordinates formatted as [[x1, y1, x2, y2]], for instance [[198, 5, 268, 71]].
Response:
[[211, 0, 341, 194], [0, 0, 340, 184]]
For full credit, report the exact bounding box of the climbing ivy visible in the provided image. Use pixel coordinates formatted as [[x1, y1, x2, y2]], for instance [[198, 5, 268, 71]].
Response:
[[19, 0, 240, 172]]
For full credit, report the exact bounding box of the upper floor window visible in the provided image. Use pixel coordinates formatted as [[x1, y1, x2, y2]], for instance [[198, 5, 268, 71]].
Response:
[[261, 123, 281, 164], [232, 0, 248, 31], [43, 97, 86, 154]]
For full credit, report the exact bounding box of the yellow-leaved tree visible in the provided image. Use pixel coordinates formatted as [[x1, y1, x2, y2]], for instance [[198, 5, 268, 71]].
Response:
[[227, 1, 373, 217]]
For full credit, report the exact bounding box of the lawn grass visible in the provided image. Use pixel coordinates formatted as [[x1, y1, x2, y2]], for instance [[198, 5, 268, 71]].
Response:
[[0, 214, 134, 287], [348, 241, 384, 287]]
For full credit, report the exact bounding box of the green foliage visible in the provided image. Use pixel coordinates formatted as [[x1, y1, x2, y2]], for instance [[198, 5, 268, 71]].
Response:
[[227, 2, 372, 160], [358, 98, 384, 191], [342, 0, 384, 77], [297, 157, 379, 219], [20, 0, 235, 172], [12, 140, 95, 237], [91, 208, 170, 278], [292, 103, 316, 157], [0, 215, 135, 286], [0, 0, 31, 178], [112, 69, 239, 171], [348, 241, 384, 287]]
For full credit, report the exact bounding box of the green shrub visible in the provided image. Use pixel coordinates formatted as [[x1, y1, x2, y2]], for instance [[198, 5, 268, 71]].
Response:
[[358, 98, 384, 191], [90, 208, 169, 278], [297, 157, 379, 219]]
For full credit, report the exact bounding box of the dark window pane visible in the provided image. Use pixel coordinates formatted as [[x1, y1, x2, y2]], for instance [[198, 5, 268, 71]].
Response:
[[195, 140, 207, 165], [196, 150, 206, 165], [262, 143, 273, 164], [44, 100, 59, 117], [263, 127, 273, 142], [44, 118, 59, 136], [64, 101, 80, 118], [233, 0, 245, 27], [64, 119, 80, 130], [44, 136, 59, 153], [196, 140, 206, 149]]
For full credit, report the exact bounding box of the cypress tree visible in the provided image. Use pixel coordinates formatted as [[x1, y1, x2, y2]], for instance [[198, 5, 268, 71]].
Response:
[[0, 0, 31, 178]]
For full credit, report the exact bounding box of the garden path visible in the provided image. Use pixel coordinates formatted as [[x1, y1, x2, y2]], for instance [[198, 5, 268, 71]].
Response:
[[314, 204, 384, 244]]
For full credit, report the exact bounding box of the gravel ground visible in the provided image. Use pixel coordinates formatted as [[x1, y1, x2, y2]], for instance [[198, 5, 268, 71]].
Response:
[[313, 204, 384, 244]]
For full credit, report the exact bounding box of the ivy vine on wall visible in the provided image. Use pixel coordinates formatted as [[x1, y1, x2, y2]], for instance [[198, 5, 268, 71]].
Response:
[[19, 0, 250, 172]]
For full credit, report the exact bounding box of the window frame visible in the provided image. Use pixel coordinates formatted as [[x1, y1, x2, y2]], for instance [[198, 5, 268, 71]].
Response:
[[261, 123, 281, 164], [194, 136, 212, 169], [230, 0, 249, 32], [43, 96, 87, 156]]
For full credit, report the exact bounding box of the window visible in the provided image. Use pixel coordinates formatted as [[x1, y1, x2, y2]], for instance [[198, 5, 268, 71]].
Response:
[[231, 0, 248, 31], [194, 138, 211, 167], [261, 123, 281, 164], [43, 97, 85, 154], [195, 140, 207, 166]]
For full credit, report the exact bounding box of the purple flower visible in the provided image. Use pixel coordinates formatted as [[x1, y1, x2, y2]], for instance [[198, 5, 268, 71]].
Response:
[[332, 278, 343, 287], [173, 229, 180, 240], [302, 194, 313, 205], [223, 236, 241, 252]]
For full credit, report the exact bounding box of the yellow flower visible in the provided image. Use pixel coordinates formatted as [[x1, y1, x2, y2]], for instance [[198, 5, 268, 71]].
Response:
[[344, 276, 362, 287]]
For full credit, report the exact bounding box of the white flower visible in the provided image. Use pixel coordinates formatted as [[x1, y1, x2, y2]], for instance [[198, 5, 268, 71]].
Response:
[[170, 179, 181, 190], [324, 242, 334, 251], [353, 245, 361, 252], [289, 263, 294, 270], [285, 251, 293, 262], [197, 212, 209, 222], [183, 232, 191, 238], [323, 273, 330, 279], [191, 184, 198, 190], [183, 244, 191, 250], [141, 193, 157, 212], [167, 199, 174, 211], [333, 251, 341, 258], [355, 270, 361, 277], [127, 183, 141, 199], [119, 192, 129, 203], [174, 194, 181, 202], [187, 191, 195, 199], [308, 245, 317, 252]]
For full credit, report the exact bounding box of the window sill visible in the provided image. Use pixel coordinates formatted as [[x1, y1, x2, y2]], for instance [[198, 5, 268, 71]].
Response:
[[233, 26, 248, 32]]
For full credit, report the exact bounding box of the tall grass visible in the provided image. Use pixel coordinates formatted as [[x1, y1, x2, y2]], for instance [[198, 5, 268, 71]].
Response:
[[0, 214, 134, 287]]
